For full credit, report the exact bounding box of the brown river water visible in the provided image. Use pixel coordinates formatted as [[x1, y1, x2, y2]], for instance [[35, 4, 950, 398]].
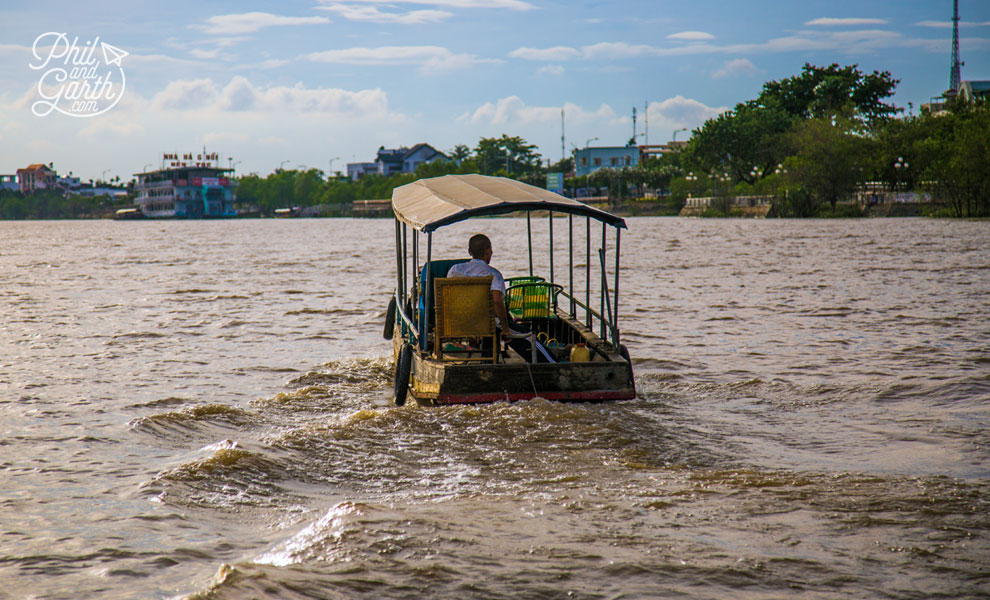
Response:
[[1, 217, 988, 599]]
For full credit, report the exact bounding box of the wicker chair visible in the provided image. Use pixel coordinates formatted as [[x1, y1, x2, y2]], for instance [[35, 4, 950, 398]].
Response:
[[433, 276, 498, 363]]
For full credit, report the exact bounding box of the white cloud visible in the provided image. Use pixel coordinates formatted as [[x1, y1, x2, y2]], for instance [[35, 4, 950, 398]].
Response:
[[460, 97, 619, 126], [511, 28, 941, 63], [805, 17, 888, 27], [509, 46, 582, 61], [536, 65, 565, 76], [151, 76, 392, 117], [712, 58, 759, 79], [667, 31, 715, 41], [317, 3, 453, 24], [194, 12, 330, 35], [153, 78, 219, 110], [916, 19, 990, 28], [189, 48, 221, 59], [646, 96, 727, 131], [582, 42, 663, 59], [316, 0, 536, 10], [77, 117, 146, 141], [306, 46, 499, 73], [455, 96, 726, 152]]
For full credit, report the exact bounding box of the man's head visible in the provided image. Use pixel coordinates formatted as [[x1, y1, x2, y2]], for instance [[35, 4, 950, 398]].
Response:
[[468, 233, 492, 262]]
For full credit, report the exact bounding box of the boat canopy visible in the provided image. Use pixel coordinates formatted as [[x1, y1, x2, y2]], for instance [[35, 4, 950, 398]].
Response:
[[391, 174, 627, 233]]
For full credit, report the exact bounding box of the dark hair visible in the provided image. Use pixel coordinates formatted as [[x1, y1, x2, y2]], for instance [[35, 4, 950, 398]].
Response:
[[468, 233, 491, 259]]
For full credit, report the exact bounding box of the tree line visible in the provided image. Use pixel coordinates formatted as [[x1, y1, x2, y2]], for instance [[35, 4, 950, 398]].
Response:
[[2, 63, 986, 219], [0, 188, 119, 219], [234, 134, 553, 215], [674, 63, 989, 218], [236, 64, 988, 219]]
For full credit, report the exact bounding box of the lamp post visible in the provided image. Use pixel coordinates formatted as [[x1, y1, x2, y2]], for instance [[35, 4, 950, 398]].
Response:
[[685, 172, 697, 201], [279, 160, 289, 172], [894, 156, 908, 195], [672, 128, 688, 142], [328, 157, 340, 178], [774, 163, 787, 207]]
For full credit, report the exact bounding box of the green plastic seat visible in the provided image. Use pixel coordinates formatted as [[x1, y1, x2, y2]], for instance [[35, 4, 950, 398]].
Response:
[[505, 275, 545, 287], [506, 281, 563, 320]]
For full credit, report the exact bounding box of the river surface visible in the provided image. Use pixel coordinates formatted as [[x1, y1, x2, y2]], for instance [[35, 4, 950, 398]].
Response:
[[1, 217, 988, 599]]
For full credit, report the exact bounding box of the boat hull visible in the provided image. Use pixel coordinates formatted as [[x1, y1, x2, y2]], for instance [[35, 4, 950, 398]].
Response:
[[395, 337, 635, 406]]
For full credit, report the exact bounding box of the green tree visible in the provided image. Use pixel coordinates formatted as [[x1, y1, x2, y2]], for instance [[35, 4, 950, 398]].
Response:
[[449, 144, 471, 164], [293, 168, 325, 206], [683, 100, 795, 183], [474, 135, 542, 176], [783, 117, 872, 214], [758, 63, 900, 130], [917, 105, 990, 217]]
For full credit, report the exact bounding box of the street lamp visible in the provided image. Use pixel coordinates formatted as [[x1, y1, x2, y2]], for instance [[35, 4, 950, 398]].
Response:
[[328, 156, 340, 177], [894, 156, 908, 193], [685, 172, 697, 199], [585, 137, 598, 149], [279, 160, 290, 172], [774, 163, 788, 205], [672, 128, 688, 142]]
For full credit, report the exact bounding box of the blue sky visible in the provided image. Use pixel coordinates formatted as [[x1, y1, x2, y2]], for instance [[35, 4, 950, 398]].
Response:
[[1, 0, 988, 182]]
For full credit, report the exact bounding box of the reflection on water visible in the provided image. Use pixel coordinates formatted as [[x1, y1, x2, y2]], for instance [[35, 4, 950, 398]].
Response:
[[0, 218, 987, 599]]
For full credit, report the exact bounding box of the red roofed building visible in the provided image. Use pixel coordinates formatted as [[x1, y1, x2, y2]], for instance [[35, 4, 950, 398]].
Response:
[[16, 164, 58, 194]]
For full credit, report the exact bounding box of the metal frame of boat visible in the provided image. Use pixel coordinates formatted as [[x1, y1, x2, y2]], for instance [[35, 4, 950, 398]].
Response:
[[387, 174, 635, 406]]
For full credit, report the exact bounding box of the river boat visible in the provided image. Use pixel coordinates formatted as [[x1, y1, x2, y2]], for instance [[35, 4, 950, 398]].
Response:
[[385, 174, 635, 406], [133, 152, 236, 218]]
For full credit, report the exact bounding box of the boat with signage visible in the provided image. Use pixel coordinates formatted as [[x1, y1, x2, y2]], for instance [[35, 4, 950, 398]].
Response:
[[133, 151, 236, 218], [385, 174, 635, 406]]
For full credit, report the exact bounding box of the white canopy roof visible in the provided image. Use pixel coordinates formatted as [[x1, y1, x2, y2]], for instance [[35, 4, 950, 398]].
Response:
[[391, 174, 627, 233]]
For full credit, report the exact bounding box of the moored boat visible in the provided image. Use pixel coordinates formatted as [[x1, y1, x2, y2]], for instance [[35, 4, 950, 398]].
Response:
[[133, 151, 236, 219], [386, 174, 635, 406]]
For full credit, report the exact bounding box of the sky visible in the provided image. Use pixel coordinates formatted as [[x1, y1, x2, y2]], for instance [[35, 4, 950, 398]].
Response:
[[0, 0, 988, 182]]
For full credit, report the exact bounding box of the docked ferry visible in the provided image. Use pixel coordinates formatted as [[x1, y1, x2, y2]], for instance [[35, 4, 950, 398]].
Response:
[[134, 152, 236, 218]]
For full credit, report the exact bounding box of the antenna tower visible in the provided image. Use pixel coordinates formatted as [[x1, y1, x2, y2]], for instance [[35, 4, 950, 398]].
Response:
[[632, 106, 637, 144], [950, 0, 961, 91]]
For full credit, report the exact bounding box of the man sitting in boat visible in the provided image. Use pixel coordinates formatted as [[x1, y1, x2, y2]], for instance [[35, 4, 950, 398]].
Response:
[[447, 233, 535, 358]]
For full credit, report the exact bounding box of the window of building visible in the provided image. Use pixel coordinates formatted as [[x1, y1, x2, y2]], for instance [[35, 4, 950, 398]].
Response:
[[625, 156, 631, 166], [593, 157, 602, 166], [581, 157, 587, 166], [610, 157, 619, 166]]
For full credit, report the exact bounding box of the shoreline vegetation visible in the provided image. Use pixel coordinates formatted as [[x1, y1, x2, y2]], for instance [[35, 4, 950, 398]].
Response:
[[2, 63, 987, 221]]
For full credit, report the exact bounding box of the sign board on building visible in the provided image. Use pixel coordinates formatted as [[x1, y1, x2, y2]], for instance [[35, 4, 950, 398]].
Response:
[[546, 172, 564, 194]]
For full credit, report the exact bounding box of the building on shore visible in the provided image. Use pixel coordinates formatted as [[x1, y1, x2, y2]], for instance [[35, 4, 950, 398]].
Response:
[[16, 164, 57, 194], [0, 174, 18, 192], [347, 143, 448, 180], [574, 142, 686, 177], [133, 151, 235, 218]]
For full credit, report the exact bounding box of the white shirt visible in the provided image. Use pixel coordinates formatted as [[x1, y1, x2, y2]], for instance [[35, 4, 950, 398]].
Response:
[[447, 259, 506, 295]]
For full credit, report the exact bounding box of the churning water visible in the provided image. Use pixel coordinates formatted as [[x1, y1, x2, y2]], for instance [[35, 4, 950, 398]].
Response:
[[1, 217, 988, 599]]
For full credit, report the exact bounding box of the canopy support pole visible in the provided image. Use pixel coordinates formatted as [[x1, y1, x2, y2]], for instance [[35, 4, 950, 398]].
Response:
[[421, 233, 432, 351], [601, 221, 607, 341], [527, 212, 533, 276], [394, 218, 403, 304], [568, 214, 574, 317], [402, 223, 408, 303], [585, 216, 591, 329], [614, 227, 621, 348], [548, 210, 554, 284]]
